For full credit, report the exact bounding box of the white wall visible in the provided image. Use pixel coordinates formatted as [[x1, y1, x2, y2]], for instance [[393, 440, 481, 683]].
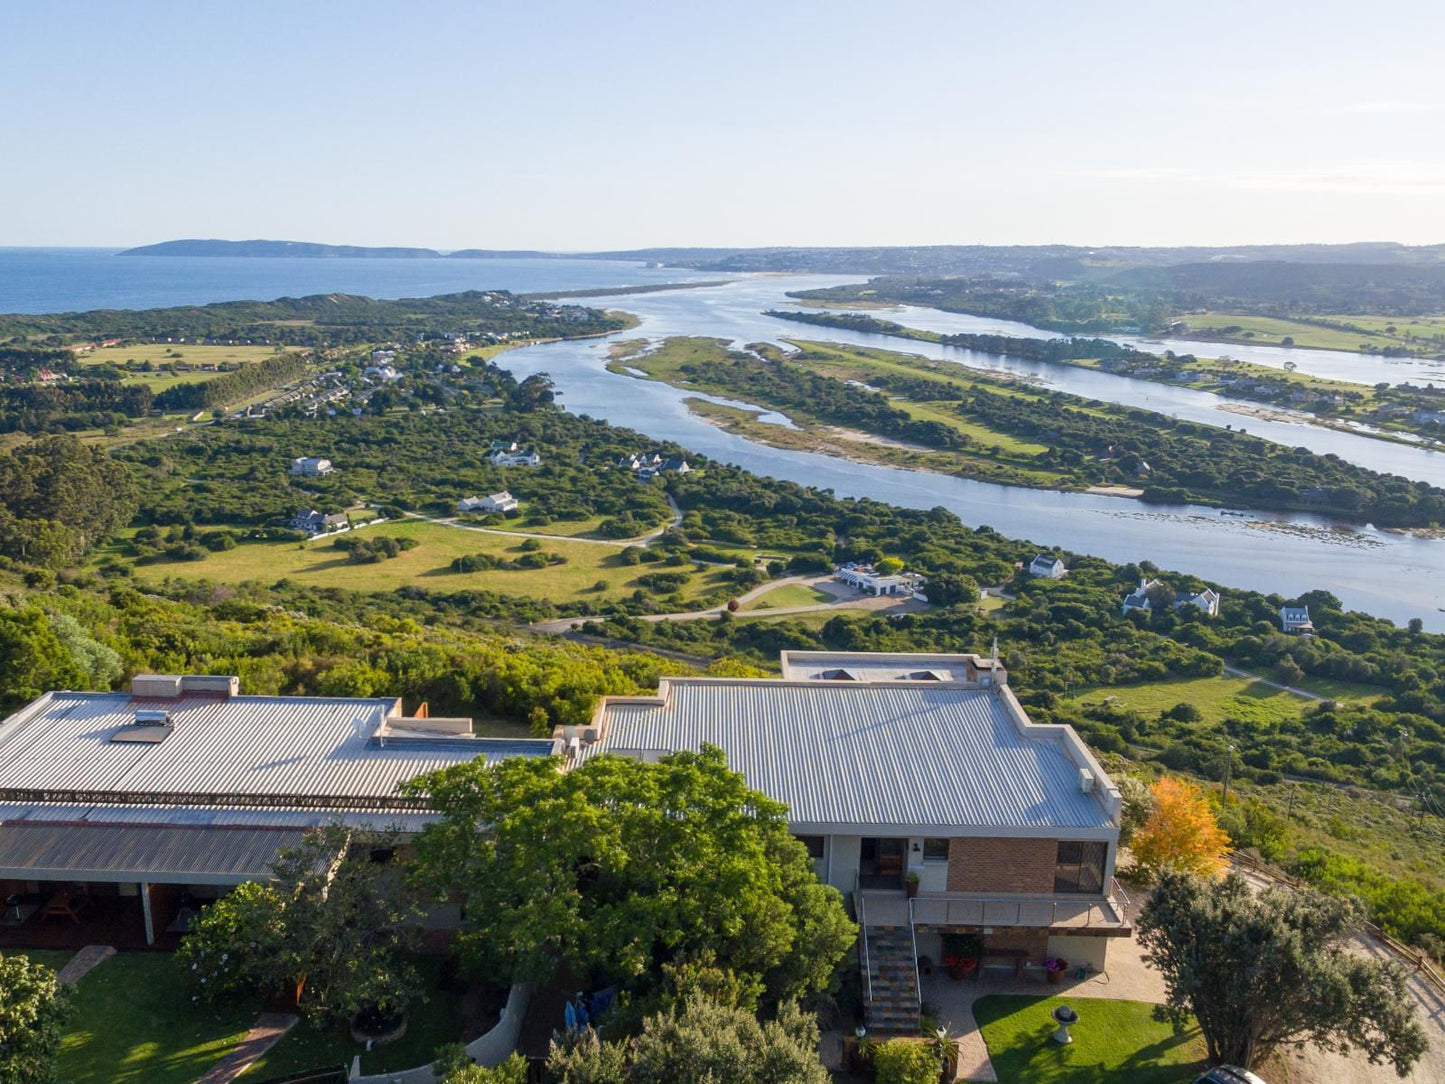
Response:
[[826, 835, 861, 892], [1046, 935, 1110, 973]]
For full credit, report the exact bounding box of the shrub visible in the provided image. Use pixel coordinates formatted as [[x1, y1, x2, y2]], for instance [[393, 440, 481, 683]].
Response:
[[870, 1038, 937, 1084]]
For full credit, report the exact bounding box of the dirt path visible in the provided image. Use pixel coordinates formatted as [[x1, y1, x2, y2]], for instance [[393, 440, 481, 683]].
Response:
[[1222, 663, 1333, 701]]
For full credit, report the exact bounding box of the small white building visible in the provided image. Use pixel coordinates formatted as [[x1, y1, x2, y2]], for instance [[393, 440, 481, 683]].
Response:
[[363, 364, 402, 382], [490, 448, 542, 468], [1175, 588, 1221, 617], [458, 491, 518, 514], [1029, 554, 1067, 579], [289, 456, 334, 477], [1280, 605, 1314, 635]]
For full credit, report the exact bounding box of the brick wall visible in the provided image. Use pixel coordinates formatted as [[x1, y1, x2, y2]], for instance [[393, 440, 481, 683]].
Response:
[[985, 929, 1048, 957], [947, 837, 1057, 894]]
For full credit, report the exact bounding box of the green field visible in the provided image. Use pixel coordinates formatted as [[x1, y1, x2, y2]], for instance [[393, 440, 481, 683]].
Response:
[[741, 582, 838, 610], [1066, 673, 1384, 731], [1175, 311, 1443, 355], [79, 343, 300, 391], [117, 519, 740, 604], [975, 995, 1208, 1083]]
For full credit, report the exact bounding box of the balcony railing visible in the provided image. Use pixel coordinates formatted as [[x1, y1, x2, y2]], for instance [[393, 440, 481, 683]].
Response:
[[907, 878, 1133, 932]]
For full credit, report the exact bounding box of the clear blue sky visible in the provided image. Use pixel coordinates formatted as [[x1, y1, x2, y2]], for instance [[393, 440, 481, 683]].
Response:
[[4, 0, 1443, 249]]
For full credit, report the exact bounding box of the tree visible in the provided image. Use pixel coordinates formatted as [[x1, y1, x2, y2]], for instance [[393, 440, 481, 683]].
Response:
[[547, 994, 828, 1084], [1130, 777, 1231, 878], [1116, 775, 1155, 847], [178, 827, 418, 1026], [406, 749, 856, 1011], [874, 556, 904, 575], [1138, 870, 1426, 1074], [0, 953, 71, 1084]]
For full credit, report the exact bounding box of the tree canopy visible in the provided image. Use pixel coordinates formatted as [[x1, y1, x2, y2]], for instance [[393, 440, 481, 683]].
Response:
[[0, 952, 70, 1084], [406, 747, 856, 1011], [1137, 870, 1426, 1074], [1130, 776, 1232, 878]]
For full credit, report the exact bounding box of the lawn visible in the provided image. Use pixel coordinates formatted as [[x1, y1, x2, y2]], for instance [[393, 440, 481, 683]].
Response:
[[79, 344, 299, 392], [119, 519, 739, 605], [1175, 311, 1385, 352], [1068, 675, 1312, 730], [742, 583, 838, 610], [58, 952, 261, 1084], [974, 995, 1208, 1083]]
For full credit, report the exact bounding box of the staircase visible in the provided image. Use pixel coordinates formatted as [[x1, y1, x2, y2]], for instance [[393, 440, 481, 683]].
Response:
[[863, 924, 920, 1033]]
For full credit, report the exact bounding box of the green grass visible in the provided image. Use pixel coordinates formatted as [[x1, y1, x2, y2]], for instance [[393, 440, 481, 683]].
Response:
[[1174, 311, 1443, 354], [79, 344, 299, 391], [974, 995, 1208, 1083], [58, 952, 260, 1084], [741, 583, 839, 610], [116, 519, 738, 605], [240, 956, 485, 1079], [1068, 675, 1309, 730]]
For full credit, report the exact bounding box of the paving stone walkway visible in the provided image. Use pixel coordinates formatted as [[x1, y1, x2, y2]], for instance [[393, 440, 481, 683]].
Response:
[[195, 1012, 298, 1084], [56, 944, 115, 984]]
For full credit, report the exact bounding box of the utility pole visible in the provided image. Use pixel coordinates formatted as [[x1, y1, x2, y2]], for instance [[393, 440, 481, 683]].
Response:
[[1222, 744, 1236, 807]]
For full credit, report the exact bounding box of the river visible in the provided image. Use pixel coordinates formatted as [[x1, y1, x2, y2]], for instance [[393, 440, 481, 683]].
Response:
[[490, 275, 1445, 630]]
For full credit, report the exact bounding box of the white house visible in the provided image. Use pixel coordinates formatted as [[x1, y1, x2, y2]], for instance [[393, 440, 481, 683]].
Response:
[[835, 563, 922, 597], [1175, 588, 1221, 617], [458, 491, 518, 514], [290, 509, 348, 535], [289, 456, 334, 477], [1121, 578, 1163, 615], [1280, 605, 1314, 635], [575, 650, 1127, 1032], [1029, 554, 1067, 579], [489, 448, 542, 468], [363, 364, 401, 382]]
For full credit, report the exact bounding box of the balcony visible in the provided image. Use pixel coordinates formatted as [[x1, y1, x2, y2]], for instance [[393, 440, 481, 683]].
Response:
[[911, 879, 1132, 934]]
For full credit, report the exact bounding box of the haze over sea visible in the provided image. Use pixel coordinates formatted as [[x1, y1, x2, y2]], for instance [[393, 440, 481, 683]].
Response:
[[0, 248, 723, 313]]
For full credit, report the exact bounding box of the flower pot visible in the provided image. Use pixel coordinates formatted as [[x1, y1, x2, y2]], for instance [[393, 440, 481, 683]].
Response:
[[1046, 967, 1063, 985], [905, 878, 919, 899], [947, 963, 967, 981]]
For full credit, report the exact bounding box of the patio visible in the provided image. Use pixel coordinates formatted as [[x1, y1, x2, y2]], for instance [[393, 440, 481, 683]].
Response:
[[0, 891, 181, 952]]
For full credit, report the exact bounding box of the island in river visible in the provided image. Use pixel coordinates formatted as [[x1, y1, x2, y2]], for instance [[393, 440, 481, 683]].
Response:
[[608, 336, 1445, 528]]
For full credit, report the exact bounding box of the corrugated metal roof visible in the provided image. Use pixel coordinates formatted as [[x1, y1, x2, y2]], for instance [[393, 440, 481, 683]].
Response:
[[589, 682, 1112, 831], [0, 802, 438, 833], [0, 692, 544, 803], [0, 822, 302, 880]]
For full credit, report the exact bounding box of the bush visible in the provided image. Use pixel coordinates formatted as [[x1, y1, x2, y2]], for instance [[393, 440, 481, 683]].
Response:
[[870, 1038, 937, 1084]]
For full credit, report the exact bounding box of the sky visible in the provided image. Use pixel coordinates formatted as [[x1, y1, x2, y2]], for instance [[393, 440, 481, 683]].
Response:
[[3, 0, 1444, 250]]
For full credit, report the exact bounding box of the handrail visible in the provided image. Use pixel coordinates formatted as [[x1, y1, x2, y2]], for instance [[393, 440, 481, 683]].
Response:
[[855, 872, 873, 1005], [907, 896, 921, 1009], [909, 889, 1128, 929]]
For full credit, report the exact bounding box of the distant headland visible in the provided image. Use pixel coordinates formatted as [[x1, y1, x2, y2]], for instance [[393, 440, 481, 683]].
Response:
[[118, 239, 444, 258]]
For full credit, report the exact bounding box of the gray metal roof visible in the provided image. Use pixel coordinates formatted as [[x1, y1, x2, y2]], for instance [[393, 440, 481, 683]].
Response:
[[589, 681, 1114, 832], [0, 691, 546, 804], [0, 822, 303, 882]]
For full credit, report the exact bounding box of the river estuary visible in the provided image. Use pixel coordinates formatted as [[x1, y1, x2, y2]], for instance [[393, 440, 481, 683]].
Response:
[[493, 275, 1445, 630]]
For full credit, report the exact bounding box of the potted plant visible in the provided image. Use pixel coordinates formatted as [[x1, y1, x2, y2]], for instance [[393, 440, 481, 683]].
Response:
[[1044, 956, 1068, 985], [941, 932, 983, 981], [905, 870, 920, 898]]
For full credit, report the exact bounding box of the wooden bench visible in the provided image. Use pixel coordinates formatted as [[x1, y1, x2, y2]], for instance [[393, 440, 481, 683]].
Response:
[[977, 947, 1029, 980]]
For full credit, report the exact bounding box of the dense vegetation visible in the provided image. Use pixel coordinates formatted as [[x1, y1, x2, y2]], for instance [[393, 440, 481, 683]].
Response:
[[0, 436, 137, 568], [152, 351, 309, 411], [0, 290, 627, 347]]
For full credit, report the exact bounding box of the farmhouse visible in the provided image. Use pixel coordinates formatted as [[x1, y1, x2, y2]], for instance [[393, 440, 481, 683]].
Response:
[[0, 675, 555, 948], [289, 509, 348, 535], [458, 491, 518, 514], [289, 456, 334, 477], [574, 651, 1127, 1032], [1028, 554, 1066, 579], [1280, 604, 1315, 635]]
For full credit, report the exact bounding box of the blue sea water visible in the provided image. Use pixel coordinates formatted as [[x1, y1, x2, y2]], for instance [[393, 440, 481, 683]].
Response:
[[0, 248, 723, 314]]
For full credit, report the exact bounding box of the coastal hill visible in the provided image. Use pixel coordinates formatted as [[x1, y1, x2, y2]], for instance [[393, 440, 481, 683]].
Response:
[[118, 238, 443, 258]]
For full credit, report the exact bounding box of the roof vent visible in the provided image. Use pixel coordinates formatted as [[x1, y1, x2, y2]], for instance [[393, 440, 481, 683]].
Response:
[[820, 668, 857, 681], [1078, 768, 1095, 793]]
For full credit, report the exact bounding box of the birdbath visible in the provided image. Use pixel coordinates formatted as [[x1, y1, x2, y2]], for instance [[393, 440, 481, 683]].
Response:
[[1051, 1004, 1079, 1044]]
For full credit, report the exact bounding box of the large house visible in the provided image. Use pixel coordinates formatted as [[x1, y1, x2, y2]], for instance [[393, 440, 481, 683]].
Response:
[[1174, 588, 1221, 617], [572, 650, 1128, 1031], [290, 509, 348, 535], [289, 456, 334, 477], [835, 563, 922, 597], [1280, 605, 1314, 635], [1121, 578, 1163, 615], [1028, 554, 1067, 579], [458, 491, 518, 514], [0, 675, 554, 948], [489, 448, 541, 468]]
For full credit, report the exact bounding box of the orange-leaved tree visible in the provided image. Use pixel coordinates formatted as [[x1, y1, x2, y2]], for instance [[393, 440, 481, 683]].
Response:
[[1131, 776, 1231, 878]]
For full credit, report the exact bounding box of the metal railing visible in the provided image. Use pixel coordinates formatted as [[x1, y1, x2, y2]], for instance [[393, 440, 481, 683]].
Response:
[[908, 886, 1130, 930], [854, 871, 873, 1004], [907, 899, 922, 1009]]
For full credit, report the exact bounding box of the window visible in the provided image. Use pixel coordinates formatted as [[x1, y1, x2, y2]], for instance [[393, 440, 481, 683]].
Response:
[[922, 837, 950, 861], [796, 835, 826, 860], [1054, 841, 1107, 894]]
